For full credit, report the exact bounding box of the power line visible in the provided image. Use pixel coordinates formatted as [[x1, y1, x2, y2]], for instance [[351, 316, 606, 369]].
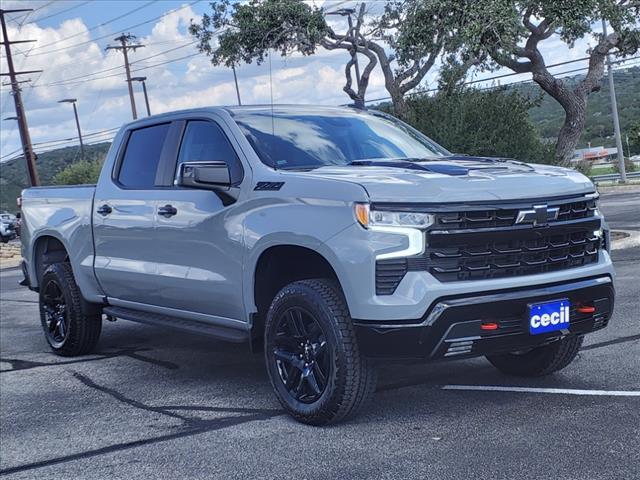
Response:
[[1, 126, 119, 161], [7, 0, 55, 25], [23, 1, 156, 54], [37, 39, 198, 87], [363, 55, 640, 104], [14, 0, 201, 58], [21, 1, 91, 25], [2, 137, 116, 165], [24, 48, 206, 90], [28, 27, 222, 90]]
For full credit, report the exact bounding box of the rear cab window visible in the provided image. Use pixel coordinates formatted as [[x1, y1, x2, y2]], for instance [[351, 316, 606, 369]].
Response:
[[117, 123, 171, 188]]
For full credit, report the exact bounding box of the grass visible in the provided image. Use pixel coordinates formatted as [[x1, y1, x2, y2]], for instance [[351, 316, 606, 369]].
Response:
[[590, 165, 616, 176]]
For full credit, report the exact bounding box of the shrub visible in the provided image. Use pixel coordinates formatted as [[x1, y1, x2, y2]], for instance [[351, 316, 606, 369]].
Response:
[[380, 87, 551, 164], [52, 160, 103, 185]]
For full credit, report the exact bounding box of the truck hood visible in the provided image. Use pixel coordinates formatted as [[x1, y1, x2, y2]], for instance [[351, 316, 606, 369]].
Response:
[[300, 156, 595, 203]]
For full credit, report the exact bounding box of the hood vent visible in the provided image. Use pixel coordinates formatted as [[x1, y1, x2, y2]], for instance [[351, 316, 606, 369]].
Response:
[[348, 156, 533, 177]]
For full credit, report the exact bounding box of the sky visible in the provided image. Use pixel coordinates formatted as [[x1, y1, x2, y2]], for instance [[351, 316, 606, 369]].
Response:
[[0, 0, 630, 162]]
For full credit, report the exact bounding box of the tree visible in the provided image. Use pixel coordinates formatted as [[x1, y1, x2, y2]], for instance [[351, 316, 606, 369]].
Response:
[[386, 87, 552, 163], [52, 160, 103, 186], [454, 0, 640, 165], [189, 0, 465, 119]]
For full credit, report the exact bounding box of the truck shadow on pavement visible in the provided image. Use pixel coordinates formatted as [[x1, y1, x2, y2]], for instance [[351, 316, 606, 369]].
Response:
[[1, 366, 284, 477]]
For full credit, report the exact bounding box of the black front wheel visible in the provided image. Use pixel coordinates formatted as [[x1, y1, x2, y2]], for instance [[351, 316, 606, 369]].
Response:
[[264, 279, 376, 426], [39, 263, 102, 356]]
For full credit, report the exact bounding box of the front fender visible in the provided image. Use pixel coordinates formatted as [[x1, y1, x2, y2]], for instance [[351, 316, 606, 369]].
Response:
[[241, 197, 358, 320]]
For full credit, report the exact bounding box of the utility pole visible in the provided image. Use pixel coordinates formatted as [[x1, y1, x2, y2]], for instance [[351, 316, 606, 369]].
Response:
[[0, 8, 41, 186], [106, 34, 144, 120], [231, 65, 241, 106], [58, 98, 84, 159], [602, 20, 626, 182], [131, 76, 151, 116]]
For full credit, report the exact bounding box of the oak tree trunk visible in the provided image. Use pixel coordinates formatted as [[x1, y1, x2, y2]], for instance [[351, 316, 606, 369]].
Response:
[[391, 93, 410, 122], [555, 97, 587, 165]]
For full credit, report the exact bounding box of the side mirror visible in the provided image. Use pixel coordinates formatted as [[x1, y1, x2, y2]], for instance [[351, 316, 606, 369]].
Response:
[[177, 161, 231, 190]]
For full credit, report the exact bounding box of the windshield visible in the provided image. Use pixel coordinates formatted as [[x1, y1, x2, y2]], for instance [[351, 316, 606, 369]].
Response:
[[232, 109, 449, 169]]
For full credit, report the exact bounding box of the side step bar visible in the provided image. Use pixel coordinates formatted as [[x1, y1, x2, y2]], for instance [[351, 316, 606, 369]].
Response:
[[103, 306, 248, 343]]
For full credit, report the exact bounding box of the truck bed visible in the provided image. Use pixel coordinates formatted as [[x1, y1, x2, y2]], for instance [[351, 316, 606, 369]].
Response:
[[20, 184, 97, 296]]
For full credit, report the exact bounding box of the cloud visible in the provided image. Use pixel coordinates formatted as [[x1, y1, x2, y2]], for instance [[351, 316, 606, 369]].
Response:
[[0, 1, 614, 161]]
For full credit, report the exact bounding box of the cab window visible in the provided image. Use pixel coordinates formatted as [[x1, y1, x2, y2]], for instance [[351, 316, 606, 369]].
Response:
[[177, 120, 243, 184]]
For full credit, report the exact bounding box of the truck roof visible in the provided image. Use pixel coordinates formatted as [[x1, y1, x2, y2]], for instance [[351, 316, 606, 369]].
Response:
[[121, 104, 370, 129]]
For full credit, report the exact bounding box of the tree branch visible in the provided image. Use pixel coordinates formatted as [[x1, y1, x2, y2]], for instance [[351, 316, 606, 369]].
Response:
[[399, 46, 440, 93], [576, 32, 620, 97]]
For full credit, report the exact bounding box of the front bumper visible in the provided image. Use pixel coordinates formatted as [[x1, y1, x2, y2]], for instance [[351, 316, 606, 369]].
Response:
[[354, 275, 614, 361]]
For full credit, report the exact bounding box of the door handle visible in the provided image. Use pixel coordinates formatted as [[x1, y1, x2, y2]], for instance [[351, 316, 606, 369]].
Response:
[[158, 204, 178, 217], [96, 204, 112, 216]]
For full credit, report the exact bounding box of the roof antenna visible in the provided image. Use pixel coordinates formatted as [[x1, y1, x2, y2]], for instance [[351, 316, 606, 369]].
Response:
[[268, 49, 275, 138], [268, 48, 277, 170]]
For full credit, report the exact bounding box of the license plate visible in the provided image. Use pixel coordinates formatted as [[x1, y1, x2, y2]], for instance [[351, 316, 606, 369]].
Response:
[[528, 299, 570, 335]]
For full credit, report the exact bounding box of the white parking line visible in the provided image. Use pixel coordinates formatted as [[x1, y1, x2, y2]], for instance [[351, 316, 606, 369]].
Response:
[[442, 385, 640, 397]]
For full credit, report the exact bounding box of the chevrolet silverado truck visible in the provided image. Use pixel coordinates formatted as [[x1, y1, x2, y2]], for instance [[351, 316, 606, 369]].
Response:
[[20, 106, 615, 425]]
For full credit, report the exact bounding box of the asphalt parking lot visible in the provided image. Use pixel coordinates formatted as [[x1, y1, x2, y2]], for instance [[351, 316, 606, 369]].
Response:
[[1, 187, 639, 480]]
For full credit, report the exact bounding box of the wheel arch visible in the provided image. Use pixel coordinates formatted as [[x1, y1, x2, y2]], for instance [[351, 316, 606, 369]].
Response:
[[31, 233, 102, 316], [249, 244, 347, 344], [32, 234, 70, 288]]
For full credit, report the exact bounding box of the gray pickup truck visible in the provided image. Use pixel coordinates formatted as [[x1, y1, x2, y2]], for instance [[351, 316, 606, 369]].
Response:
[[20, 105, 615, 425]]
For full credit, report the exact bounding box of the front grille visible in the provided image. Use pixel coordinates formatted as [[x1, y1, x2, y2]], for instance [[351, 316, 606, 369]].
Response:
[[433, 198, 597, 230], [375, 196, 601, 294], [423, 222, 601, 282]]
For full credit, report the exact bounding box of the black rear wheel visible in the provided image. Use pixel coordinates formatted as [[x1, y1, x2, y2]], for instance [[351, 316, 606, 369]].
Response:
[[264, 279, 376, 426], [41, 277, 69, 349], [39, 263, 102, 356]]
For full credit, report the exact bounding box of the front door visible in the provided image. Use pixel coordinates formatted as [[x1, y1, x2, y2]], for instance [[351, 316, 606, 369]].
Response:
[[149, 118, 248, 322]]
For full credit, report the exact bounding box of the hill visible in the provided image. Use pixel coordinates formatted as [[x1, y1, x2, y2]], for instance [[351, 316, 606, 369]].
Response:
[[516, 65, 640, 150], [0, 142, 111, 212]]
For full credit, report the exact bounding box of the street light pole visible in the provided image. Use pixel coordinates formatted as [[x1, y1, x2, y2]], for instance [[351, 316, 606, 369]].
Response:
[[601, 19, 626, 182], [231, 65, 242, 106], [131, 77, 151, 116], [58, 98, 84, 159]]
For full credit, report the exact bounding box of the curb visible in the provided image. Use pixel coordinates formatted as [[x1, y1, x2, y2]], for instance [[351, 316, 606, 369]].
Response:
[[611, 230, 640, 250], [0, 258, 21, 270]]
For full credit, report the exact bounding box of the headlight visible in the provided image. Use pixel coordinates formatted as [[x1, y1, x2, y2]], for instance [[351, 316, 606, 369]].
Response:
[[354, 203, 434, 229]]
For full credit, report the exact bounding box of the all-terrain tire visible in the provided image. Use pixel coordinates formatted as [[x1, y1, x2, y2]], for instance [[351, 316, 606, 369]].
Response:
[[39, 263, 102, 356], [486, 335, 583, 377], [264, 279, 377, 426]]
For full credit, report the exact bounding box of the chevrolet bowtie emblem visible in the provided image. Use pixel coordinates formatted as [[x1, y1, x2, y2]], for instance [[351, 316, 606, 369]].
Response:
[[515, 205, 559, 226]]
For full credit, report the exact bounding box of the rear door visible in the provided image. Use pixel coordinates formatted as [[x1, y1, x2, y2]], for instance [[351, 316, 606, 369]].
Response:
[[93, 122, 176, 304]]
